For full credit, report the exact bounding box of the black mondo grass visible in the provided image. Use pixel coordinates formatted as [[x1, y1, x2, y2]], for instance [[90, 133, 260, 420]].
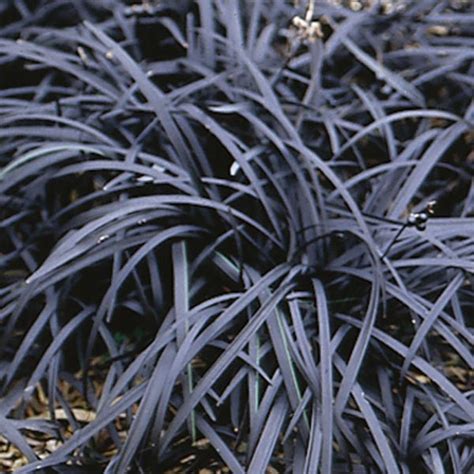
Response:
[[0, 0, 473, 472]]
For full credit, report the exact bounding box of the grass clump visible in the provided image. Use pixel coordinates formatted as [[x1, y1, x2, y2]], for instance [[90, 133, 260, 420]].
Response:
[[0, 0, 473, 472]]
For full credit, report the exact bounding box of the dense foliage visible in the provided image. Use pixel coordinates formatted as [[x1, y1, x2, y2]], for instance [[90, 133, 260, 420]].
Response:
[[0, 0, 473, 472]]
